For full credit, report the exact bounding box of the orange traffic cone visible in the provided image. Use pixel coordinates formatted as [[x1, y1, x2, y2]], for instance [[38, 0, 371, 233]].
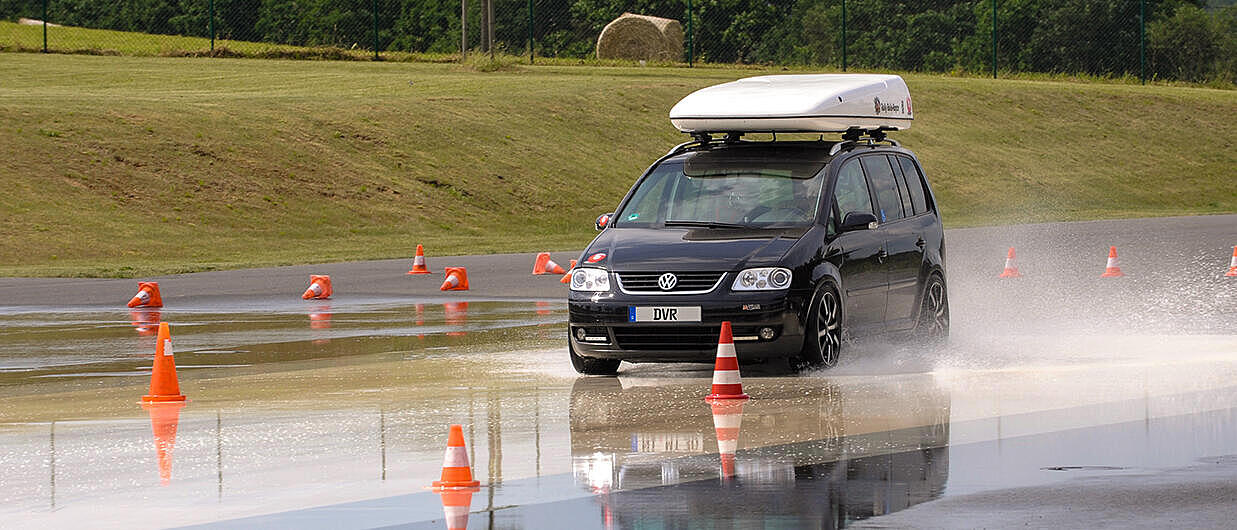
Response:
[[127, 282, 163, 308], [142, 401, 185, 486], [431, 424, 481, 489], [407, 244, 432, 275], [999, 247, 1022, 278], [302, 275, 332, 299], [706, 322, 749, 401], [438, 489, 476, 530], [142, 322, 186, 403], [440, 267, 469, 291], [532, 252, 566, 275], [1226, 246, 1237, 277], [1100, 246, 1124, 278], [710, 399, 745, 480], [560, 259, 578, 284]]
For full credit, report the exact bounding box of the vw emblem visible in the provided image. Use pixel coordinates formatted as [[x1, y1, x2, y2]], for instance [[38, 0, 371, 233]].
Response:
[[657, 273, 678, 291]]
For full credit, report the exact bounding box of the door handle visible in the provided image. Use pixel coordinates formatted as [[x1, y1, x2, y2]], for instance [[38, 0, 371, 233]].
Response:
[[915, 238, 926, 248]]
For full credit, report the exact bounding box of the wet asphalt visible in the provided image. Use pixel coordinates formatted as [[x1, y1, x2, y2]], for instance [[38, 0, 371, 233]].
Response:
[[0, 214, 1235, 528]]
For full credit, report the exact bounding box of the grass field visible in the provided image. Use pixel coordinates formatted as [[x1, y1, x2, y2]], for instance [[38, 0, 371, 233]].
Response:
[[0, 53, 1234, 277]]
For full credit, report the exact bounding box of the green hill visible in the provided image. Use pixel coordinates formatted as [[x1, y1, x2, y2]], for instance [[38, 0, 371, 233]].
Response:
[[0, 53, 1234, 277]]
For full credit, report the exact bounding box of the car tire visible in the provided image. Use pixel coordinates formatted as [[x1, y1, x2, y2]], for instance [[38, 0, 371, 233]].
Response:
[[794, 281, 842, 370], [915, 273, 949, 344], [569, 340, 621, 376]]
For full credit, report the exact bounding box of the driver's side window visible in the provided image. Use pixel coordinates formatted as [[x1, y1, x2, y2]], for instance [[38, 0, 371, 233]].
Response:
[[834, 159, 874, 224]]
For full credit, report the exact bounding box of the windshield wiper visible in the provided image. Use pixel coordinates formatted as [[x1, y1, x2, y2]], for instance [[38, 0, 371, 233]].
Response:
[[663, 220, 748, 229]]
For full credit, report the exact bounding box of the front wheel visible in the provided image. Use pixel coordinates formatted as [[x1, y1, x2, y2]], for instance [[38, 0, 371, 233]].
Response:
[[794, 281, 842, 370], [916, 274, 949, 344], [569, 340, 620, 376]]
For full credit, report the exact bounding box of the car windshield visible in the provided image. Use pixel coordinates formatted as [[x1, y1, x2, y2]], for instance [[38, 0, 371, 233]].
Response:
[[613, 148, 828, 229]]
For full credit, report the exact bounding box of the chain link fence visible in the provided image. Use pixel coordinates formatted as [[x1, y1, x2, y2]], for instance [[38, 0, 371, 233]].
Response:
[[1, 1, 1233, 84]]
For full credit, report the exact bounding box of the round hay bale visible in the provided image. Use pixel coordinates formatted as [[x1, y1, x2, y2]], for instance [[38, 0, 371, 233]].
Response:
[[596, 13, 683, 62]]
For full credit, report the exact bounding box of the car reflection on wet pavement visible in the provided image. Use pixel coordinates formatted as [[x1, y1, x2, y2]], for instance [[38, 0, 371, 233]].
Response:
[[1, 298, 1237, 528]]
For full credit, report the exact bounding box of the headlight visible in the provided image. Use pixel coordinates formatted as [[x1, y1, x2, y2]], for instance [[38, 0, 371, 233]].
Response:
[[731, 267, 792, 291], [570, 268, 611, 292]]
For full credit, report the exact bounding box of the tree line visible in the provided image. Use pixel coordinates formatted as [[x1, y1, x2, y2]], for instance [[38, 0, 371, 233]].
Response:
[[2, 0, 1233, 83]]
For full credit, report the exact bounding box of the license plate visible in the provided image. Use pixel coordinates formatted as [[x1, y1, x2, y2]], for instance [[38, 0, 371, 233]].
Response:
[[631, 433, 705, 453], [629, 306, 701, 322]]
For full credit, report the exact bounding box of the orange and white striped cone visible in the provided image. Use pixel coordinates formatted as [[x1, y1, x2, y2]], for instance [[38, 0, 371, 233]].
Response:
[[999, 247, 1022, 278], [302, 275, 333, 299], [127, 282, 163, 308], [407, 244, 432, 275], [532, 252, 567, 275], [440, 267, 469, 291], [1226, 246, 1237, 277], [560, 259, 578, 284], [1100, 246, 1125, 278], [710, 399, 745, 480], [432, 424, 481, 489], [438, 489, 476, 530], [705, 322, 749, 401]]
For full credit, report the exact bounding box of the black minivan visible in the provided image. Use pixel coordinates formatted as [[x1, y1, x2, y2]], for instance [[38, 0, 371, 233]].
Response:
[[567, 133, 947, 375]]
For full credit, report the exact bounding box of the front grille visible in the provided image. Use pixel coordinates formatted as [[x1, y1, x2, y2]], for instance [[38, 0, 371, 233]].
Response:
[[612, 326, 721, 350], [611, 325, 771, 350], [616, 272, 726, 294]]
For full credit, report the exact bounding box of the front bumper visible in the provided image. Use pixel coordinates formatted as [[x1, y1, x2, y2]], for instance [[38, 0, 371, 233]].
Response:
[[568, 289, 809, 363]]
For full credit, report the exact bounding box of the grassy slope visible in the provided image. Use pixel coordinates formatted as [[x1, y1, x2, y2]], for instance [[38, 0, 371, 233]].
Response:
[[0, 53, 1233, 277]]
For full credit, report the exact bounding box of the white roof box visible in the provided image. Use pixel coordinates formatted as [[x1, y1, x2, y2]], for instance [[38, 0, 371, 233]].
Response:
[[669, 74, 913, 134]]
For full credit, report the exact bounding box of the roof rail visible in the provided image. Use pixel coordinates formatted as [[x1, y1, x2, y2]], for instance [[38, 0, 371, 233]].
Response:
[[829, 127, 900, 156]]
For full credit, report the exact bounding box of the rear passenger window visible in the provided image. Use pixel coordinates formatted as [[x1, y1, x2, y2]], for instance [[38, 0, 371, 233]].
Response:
[[898, 157, 929, 215], [888, 155, 915, 218], [859, 156, 904, 222], [833, 159, 874, 223]]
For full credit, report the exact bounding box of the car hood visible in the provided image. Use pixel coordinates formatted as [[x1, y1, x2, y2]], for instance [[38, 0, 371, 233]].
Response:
[[588, 227, 807, 272]]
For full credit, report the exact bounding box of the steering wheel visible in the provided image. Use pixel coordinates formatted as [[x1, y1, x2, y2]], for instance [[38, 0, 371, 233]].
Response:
[[747, 206, 809, 223]]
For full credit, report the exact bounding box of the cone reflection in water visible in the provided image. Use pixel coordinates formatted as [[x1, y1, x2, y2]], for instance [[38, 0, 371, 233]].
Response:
[[438, 489, 475, 530], [142, 322, 186, 403], [536, 301, 552, 315], [999, 247, 1022, 278], [142, 401, 185, 486], [710, 399, 745, 481], [130, 310, 161, 337], [445, 302, 468, 337], [308, 304, 332, 330]]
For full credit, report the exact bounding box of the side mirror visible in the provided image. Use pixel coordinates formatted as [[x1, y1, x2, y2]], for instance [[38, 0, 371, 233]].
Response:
[[839, 212, 878, 232], [595, 213, 613, 231]]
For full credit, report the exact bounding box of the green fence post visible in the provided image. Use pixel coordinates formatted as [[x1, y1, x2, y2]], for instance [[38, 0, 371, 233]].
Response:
[[1139, 0, 1146, 84], [841, 0, 847, 71], [42, 0, 47, 53], [373, 0, 379, 60], [209, 0, 215, 52], [687, 0, 693, 66], [528, 0, 534, 64], [991, 0, 996, 79]]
